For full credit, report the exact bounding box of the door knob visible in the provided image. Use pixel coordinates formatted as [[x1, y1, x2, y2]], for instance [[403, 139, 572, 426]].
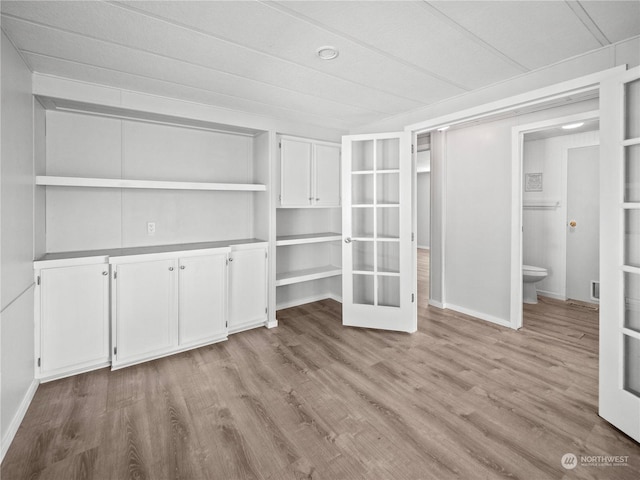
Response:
[[102, 271, 108, 276], [169, 267, 174, 271], [180, 265, 185, 270], [569, 220, 577, 228], [344, 237, 352, 244]]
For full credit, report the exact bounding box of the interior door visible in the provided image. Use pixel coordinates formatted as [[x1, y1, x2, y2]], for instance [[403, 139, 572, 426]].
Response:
[[342, 132, 416, 333], [599, 65, 640, 442], [566, 145, 599, 303]]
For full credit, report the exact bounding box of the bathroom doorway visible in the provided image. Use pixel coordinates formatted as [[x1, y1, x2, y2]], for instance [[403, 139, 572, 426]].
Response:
[[520, 114, 600, 325]]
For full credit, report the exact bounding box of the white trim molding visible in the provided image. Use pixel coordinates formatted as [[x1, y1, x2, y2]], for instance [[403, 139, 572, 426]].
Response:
[[1, 379, 39, 462]]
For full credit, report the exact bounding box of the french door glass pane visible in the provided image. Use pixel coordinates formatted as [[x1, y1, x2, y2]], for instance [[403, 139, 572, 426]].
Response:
[[377, 208, 399, 239], [353, 140, 374, 171], [625, 144, 640, 202], [377, 172, 400, 204], [378, 242, 400, 274], [624, 209, 640, 267], [352, 208, 374, 238], [625, 272, 640, 333], [352, 174, 374, 204], [353, 241, 374, 272], [378, 276, 400, 307], [353, 274, 374, 305], [624, 335, 640, 397], [625, 79, 640, 140], [377, 138, 400, 170]]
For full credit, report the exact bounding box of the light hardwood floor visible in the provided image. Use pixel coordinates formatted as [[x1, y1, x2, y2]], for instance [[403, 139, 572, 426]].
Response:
[[2, 250, 639, 479]]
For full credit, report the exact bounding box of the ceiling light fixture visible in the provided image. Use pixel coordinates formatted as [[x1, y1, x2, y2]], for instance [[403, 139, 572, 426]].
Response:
[[437, 126, 450, 131], [561, 122, 584, 130], [316, 46, 339, 60]]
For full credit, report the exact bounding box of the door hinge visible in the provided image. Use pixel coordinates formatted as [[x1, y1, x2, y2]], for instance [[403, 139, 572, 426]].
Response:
[[265, 251, 268, 259], [113, 271, 117, 279], [114, 347, 117, 356], [226, 258, 229, 266], [411, 232, 414, 242], [225, 321, 228, 328], [36, 276, 40, 286], [411, 293, 415, 303], [37, 357, 41, 367], [279, 194, 282, 202], [279, 141, 281, 148], [411, 144, 415, 154], [265, 307, 268, 314]]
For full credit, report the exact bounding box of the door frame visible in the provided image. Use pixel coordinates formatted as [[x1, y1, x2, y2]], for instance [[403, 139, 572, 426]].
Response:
[[511, 110, 600, 328], [404, 66, 624, 328]]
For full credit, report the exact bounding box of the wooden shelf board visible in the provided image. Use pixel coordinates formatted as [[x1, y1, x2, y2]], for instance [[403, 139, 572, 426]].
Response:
[[276, 232, 342, 246], [36, 176, 266, 192], [276, 265, 342, 286]]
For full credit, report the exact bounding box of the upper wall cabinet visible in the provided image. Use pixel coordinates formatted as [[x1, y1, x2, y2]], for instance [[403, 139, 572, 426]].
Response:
[[279, 136, 340, 207]]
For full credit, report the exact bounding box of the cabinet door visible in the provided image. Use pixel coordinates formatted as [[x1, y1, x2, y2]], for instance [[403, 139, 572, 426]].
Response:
[[113, 259, 177, 366], [281, 138, 312, 206], [229, 247, 267, 332], [314, 144, 341, 206], [178, 253, 227, 347], [40, 264, 110, 377]]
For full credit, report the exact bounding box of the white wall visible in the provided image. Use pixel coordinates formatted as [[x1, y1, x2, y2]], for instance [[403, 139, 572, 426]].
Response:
[[44, 111, 260, 252], [1, 31, 37, 460], [523, 131, 600, 300], [441, 100, 598, 323]]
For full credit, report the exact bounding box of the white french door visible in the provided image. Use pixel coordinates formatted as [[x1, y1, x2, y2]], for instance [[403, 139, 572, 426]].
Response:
[[341, 132, 416, 333], [599, 65, 640, 442]]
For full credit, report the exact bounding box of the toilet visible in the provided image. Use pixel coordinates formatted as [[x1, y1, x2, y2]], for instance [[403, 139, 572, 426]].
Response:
[[523, 265, 548, 304]]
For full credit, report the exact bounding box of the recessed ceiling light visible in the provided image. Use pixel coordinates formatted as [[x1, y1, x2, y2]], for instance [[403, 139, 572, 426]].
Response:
[[437, 126, 450, 131], [561, 122, 584, 130], [316, 46, 339, 60]]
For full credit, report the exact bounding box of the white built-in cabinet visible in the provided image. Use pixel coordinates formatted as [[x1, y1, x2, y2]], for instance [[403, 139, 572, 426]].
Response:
[[179, 254, 228, 347], [228, 244, 268, 333], [34, 261, 110, 381], [33, 103, 273, 379], [110, 248, 230, 370], [276, 136, 342, 310], [280, 136, 341, 207]]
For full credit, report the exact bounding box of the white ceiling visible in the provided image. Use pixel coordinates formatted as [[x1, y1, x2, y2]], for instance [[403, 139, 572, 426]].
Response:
[[2, 1, 639, 131]]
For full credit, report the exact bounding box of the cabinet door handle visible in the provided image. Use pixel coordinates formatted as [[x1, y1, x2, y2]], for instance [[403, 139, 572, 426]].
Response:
[[316, 198, 320, 201], [344, 237, 352, 244], [169, 267, 174, 271], [180, 265, 186, 270], [102, 271, 109, 276], [229, 257, 234, 262]]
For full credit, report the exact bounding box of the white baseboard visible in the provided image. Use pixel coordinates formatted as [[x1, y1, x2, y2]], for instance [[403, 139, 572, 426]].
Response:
[[265, 320, 278, 329], [325, 293, 343, 304], [276, 293, 338, 311], [537, 290, 567, 301], [1, 378, 39, 462], [428, 299, 444, 309], [417, 245, 430, 250], [445, 303, 514, 329]]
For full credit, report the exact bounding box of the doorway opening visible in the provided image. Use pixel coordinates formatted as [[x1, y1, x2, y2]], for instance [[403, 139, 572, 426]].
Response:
[[519, 113, 600, 328], [416, 133, 431, 308]]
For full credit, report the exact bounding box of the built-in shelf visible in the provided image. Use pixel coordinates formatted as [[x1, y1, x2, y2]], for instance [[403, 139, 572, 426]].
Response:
[[523, 200, 560, 209], [35, 176, 266, 192], [275, 265, 342, 286], [276, 232, 342, 246], [351, 169, 400, 175]]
